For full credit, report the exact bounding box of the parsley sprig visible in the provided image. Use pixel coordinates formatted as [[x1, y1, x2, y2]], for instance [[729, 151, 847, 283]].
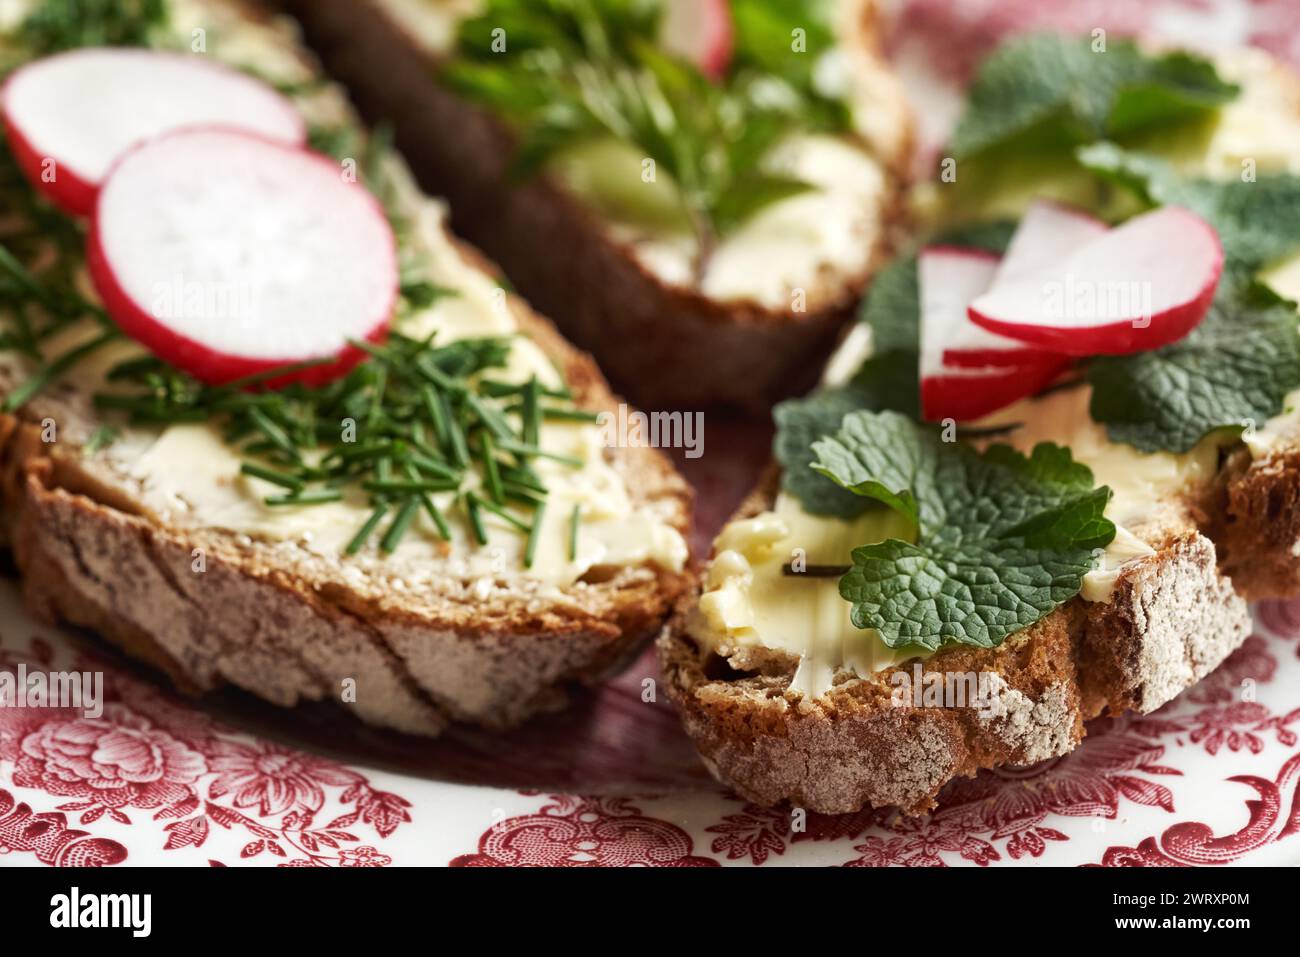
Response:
[[444, 0, 849, 271]]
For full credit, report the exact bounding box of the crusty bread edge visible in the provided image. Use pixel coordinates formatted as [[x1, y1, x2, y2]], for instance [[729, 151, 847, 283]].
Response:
[[0, 201, 695, 740], [276, 0, 914, 410], [658, 469, 1251, 815]]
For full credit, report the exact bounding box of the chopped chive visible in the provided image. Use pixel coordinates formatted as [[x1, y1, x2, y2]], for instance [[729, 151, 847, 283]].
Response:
[[479, 378, 525, 397], [246, 406, 297, 458], [444, 400, 471, 468], [345, 503, 389, 555], [419, 493, 451, 540], [496, 438, 582, 467], [264, 489, 345, 506], [105, 355, 164, 381], [481, 431, 504, 504], [524, 501, 546, 568], [222, 356, 334, 390], [367, 365, 387, 431], [465, 493, 488, 545], [568, 504, 581, 562], [406, 449, 459, 480], [362, 478, 459, 494], [421, 384, 449, 446], [464, 392, 514, 441], [542, 407, 602, 423], [503, 485, 547, 507], [0, 244, 60, 313], [522, 376, 541, 446], [380, 497, 420, 553], [3, 329, 118, 412], [240, 463, 305, 491], [471, 493, 530, 533]]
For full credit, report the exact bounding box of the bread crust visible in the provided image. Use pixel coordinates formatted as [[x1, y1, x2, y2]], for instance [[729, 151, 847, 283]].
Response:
[[658, 472, 1251, 815], [0, 202, 694, 739], [275, 0, 913, 410], [1205, 439, 1300, 600]]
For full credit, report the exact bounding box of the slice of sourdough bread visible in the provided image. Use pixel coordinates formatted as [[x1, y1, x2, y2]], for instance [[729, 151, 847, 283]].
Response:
[[659, 468, 1250, 815], [275, 0, 913, 410], [0, 0, 694, 737]]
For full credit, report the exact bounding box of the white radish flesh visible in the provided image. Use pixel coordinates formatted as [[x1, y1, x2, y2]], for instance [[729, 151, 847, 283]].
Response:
[[1, 48, 305, 216], [993, 199, 1109, 285], [968, 205, 1223, 355], [918, 245, 1068, 421], [89, 128, 397, 387]]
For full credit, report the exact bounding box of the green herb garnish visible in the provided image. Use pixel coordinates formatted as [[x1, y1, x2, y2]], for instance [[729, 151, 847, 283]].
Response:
[[1075, 144, 1300, 452], [950, 34, 1238, 162], [444, 0, 848, 269], [810, 410, 1115, 651], [0, 52, 586, 558], [17, 0, 166, 56], [773, 222, 1015, 517]]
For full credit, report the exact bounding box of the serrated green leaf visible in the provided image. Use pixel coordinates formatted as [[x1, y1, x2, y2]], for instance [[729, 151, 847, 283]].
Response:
[[951, 35, 1237, 162], [1088, 277, 1300, 452], [1078, 142, 1300, 270], [811, 411, 1114, 650], [1075, 144, 1300, 452]]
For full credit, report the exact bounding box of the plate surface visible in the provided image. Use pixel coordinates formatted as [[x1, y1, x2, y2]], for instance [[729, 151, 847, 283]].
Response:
[[4, 0, 1300, 867]]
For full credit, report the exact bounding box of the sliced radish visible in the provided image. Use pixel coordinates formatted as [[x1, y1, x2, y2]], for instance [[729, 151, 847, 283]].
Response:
[[993, 199, 1109, 286], [1, 48, 305, 216], [88, 128, 396, 387], [919, 245, 1068, 421], [968, 205, 1223, 356], [659, 0, 734, 81], [921, 362, 1067, 422], [920, 245, 1066, 370]]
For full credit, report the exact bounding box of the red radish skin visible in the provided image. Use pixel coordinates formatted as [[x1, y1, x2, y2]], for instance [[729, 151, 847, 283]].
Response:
[[1, 48, 305, 217], [660, 0, 734, 80], [89, 128, 397, 388], [969, 205, 1223, 356], [921, 360, 1067, 422], [919, 244, 1070, 421], [920, 245, 1067, 370], [993, 199, 1109, 286]]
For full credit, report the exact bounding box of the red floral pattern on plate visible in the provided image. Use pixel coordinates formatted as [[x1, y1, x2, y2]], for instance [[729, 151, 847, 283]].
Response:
[[0, 637, 412, 867], [5, 0, 1300, 869], [450, 795, 717, 867]]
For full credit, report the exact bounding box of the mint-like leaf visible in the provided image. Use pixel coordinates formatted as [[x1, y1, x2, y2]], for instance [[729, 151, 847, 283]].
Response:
[[951, 35, 1237, 161], [773, 222, 1016, 516], [1075, 144, 1300, 452], [1078, 142, 1300, 271], [811, 411, 1114, 651], [1088, 277, 1300, 452]]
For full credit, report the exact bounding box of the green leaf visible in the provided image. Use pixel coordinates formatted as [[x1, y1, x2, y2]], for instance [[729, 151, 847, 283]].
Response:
[[18, 0, 166, 54], [1088, 277, 1300, 452], [1073, 144, 1300, 452], [950, 34, 1237, 162], [810, 411, 1115, 650], [1078, 142, 1300, 271], [772, 221, 1016, 516], [445, 0, 847, 240]]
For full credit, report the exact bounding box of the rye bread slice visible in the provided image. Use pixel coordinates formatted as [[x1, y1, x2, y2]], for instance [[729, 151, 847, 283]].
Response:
[[0, 0, 694, 737], [274, 0, 913, 410], [658, 468, 1251, 815]]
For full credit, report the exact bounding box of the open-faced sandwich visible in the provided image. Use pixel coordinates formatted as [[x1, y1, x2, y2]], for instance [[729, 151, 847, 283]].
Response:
[[0, 0, 693, 736], [661, 33, 1300, 813], [277, 0, 912, 408]]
